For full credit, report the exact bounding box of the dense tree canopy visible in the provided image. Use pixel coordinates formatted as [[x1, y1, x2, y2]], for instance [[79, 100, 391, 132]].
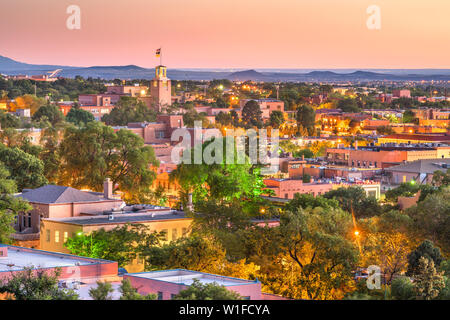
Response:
[[296, 104, 316, 135], [174, 279, 242, 300], [101, 96, 157, 126], [66, 106, 95, 125], [241, 100, 263, 128], [57, 121, 159, 202]]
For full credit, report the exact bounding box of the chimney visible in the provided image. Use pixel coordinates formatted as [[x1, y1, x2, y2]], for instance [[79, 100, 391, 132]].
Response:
[[302, 155, 305, 161], [354, 140, 358, 150], [187, 193, 194, 211], [104, 178, 113, 199]]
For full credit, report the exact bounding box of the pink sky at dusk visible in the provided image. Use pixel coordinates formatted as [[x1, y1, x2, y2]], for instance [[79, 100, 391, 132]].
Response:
[[1, 0, 449, 69]]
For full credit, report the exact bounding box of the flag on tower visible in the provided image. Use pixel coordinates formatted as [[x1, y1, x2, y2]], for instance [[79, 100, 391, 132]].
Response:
[[155, 48, 161, 57]]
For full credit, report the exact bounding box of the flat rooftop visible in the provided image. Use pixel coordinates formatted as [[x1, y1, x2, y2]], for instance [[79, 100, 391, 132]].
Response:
[[127, 269, 257, 287], [0, 245, 112, 272], [44, 210, 190, 226]]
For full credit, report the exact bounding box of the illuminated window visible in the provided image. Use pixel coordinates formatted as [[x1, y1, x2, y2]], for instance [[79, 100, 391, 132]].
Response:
[[64, 232, 68, 243], [46, 230, 50, 242], [55, 231, 60, 243]]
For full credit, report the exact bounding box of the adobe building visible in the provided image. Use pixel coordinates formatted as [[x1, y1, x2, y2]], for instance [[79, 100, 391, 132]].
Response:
[[326, 144, 450, 169], [263, 178, 381, 200], [124, 269, 262, 300], [0, 244, 118, 283], [106, 85, 148, 97], [40, 208, 193, 272], [150, 65, 172, 112], [384, 159, 450, 185], [239, 99, 284, 120], [12, 180, 124, 245], [263, 178, 334, 199], [113, 114, 183, 145], [377, 134, 450, 145]]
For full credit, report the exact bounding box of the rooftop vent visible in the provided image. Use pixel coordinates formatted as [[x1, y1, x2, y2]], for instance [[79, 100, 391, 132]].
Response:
[[108, 214, 114, 221]]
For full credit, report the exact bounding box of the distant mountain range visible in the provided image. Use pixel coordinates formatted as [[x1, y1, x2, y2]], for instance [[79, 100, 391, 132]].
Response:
[[1, 55, 450, 82]]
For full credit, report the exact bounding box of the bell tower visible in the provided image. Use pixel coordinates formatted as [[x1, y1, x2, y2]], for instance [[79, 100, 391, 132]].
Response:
[[150, 65, 172, 112]]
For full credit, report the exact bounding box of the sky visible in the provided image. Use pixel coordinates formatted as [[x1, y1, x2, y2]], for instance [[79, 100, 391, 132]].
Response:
[[1, 0, 449, 69]]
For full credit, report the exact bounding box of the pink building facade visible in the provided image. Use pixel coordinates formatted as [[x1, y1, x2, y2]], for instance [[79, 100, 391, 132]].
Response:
[[124, 269, 262, 300]]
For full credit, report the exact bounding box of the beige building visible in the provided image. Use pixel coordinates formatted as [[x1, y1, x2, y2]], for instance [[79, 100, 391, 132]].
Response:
[[40, 210, 193, 273]]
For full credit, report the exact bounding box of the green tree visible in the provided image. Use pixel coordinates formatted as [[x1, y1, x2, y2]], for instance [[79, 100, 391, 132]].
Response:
[[406, 187, 450, 251], [143, 236, 225, 272], [66, 107, 95, 125], [215, 111, 232, 127], [32, 104, 65, 125], [391, 276, 415, 300], [101, 96, 157, 126], [183, 109, 209, 128], [0, 110, 21, 129], [173, 279, 242, 300], [241, 100, 263, 128], [431, 169, 450, 187], [413, 257, 445, 300], [296, 105, 316, 135], [119, 278, 156, 300], [337, 98, 360, 113], [39, 125, 64, 184], [0, 267, 78, 300], [57, 122, 159, 202], [279, 207, 359, 299], [0, 145, 48, 190], [0, 163, 32, 243], [89, 281, 114, 300], [269, 110, 284, 128], [170, 139, 265, 208], [402, 110, 416, 123], [286, 193, 339, 212], [407, 240, 443, 276], [385, 182, 436, 203], [64, 224, 163, 268], [302, 174, 311, 183], [294, 148, 314, 159], [323, 186, 382, 218]]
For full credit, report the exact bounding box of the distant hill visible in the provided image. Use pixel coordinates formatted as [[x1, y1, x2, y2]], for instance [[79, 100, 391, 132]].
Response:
[[1, 55, 450, 81], [227, 69, 268, 81], [0, 55, 73, 72]]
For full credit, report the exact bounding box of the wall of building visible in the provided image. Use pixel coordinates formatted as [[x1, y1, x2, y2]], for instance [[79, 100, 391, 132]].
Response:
[[124, 274, 262, 300]]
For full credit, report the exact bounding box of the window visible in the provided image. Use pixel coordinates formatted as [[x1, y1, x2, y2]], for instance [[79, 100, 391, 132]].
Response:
[[171, 294, 176, 299], [55, 231, 60, 243], [172, 229, 178, 241], [243, 296, 251, 300], [161, 229, 168, 241], [157, 292, 163, 300], [27, 213, 32, 228], [156, 131, 165, 139], [64, 232, 68, 243], [46, 230, 51, 242]]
